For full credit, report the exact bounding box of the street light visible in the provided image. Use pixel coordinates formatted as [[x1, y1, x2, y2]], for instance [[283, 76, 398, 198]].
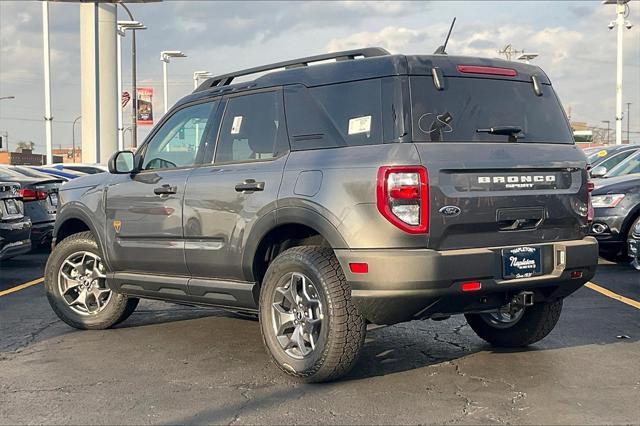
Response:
[[117, 20, 146, 151], [517, 53, 539, 64], [193, 71, 214, 90], [0, 96, 15, 101], [602, 120, 611, 145], [160, 50, 187, 113], [118, 3, 147, 149], [603, 0, 633, 145]]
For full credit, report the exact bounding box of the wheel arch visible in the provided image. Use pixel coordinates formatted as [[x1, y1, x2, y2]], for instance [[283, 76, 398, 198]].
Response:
[[53, 206, 108, 268], [243, 206, 348, 285]]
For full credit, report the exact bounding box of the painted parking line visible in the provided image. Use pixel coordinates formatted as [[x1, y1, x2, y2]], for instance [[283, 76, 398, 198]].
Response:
[[585, 281, 640, 310], [0, 277, 44, 297]]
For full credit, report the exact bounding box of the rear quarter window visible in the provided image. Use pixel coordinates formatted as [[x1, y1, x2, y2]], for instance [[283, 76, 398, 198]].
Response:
[[285, 79, 383, 150], [410, 76, 574, 144]]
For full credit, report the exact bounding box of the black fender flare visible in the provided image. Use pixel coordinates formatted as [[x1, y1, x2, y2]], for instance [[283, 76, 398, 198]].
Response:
[[53, 204, 110, 269], [241, 206, 348, 282]]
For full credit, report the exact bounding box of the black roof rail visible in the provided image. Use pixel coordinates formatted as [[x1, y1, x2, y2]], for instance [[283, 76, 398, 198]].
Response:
[[196, 47, 390, 91]]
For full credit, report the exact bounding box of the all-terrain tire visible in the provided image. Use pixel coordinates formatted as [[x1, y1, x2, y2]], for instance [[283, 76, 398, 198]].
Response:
[[45, 231, 138, 330], [465, 299, 563, 347], [259, 246, 366, 382]]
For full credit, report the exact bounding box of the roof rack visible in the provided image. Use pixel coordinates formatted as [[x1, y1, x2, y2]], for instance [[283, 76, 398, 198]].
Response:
[[196, 47, 390, 91]]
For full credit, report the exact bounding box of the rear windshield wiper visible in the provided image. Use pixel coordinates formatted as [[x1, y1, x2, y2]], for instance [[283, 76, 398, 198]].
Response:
[[476, 126, 523, 142], [476, 126, 522, 136]]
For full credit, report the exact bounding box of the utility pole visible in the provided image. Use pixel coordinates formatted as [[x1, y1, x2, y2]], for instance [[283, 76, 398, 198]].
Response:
[[42, 1, 53, 164], [72, 115, 81, 163], [604, 0, 633, 145]]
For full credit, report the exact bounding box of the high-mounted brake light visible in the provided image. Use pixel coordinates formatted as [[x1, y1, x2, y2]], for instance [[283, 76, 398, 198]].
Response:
[[376, 166, 429, 234], [457, 65, 517, 77], [19, 188, 47, 201]]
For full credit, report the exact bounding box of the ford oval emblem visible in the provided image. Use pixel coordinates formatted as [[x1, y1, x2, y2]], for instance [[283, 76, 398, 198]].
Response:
[[439, 205, 461, 217]]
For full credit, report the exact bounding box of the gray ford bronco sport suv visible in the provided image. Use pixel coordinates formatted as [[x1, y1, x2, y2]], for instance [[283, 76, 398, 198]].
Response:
[[45, 48, 599, 382]]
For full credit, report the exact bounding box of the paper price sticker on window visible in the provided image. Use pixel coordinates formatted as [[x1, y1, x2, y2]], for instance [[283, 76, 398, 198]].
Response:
[[231, 116, 243, 134], [348, 116, 371, 135]]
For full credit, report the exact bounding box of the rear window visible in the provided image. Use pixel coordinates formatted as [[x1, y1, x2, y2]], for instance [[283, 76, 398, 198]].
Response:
[[411, 76, 573, 144]]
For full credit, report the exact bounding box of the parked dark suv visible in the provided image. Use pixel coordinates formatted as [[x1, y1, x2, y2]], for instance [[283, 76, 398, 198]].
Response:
[[45, 48, 598, 382]]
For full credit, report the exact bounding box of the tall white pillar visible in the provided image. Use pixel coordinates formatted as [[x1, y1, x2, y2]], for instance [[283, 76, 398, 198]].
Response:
[[42, 2, 53, 164], [614, 1, 625, 145], [80, 2, 118, 163]]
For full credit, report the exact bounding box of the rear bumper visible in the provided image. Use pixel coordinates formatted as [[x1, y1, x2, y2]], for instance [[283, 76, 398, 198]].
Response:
[[30, 221, 54, 245], [0, 218, 32, 260], [335, 237, 598, 324]]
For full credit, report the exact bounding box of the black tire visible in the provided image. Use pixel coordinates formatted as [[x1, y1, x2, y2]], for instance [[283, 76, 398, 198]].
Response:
[[45, 231, 138, 330], [465, 299, 563, 348], [259, 246, 366, 382]]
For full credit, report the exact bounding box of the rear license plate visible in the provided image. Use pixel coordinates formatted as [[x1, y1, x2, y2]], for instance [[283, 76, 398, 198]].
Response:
[[4, 199, 19, 215], [49, 193, 58, 206], [502, 246, 541, 279]]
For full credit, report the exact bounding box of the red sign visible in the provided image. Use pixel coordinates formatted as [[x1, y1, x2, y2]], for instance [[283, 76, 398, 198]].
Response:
[[121, 91, 130, 109], [137, 87, 154, 125]]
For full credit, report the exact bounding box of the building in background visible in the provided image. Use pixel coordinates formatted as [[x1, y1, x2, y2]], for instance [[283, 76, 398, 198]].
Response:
[[0, 148, 63, 165]]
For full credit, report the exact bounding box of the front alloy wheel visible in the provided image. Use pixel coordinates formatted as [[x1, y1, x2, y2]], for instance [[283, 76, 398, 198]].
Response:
[[58, 251, 111, 315]]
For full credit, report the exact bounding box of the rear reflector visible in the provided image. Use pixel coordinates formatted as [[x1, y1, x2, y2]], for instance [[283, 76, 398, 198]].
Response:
[[571, 271, 583, 279], [457, 65, 517, 77], [461, 281, 482, 292], [349, 263, 368, 274]]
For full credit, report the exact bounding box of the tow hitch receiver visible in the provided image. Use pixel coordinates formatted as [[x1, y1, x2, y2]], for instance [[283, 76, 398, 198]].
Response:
[[509, 291, 534, 314]]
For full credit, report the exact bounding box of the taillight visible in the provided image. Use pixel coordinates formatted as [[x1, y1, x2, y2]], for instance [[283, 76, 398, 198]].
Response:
[[19, 188, 47, 201], [376, 166, 428, 234], [456, 65, 517, 77]]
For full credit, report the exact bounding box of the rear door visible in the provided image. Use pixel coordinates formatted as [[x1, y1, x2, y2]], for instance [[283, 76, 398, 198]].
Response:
[[105, 100, 218, 277], [409, 74, 589, 251], [184, 89, 289, 288]]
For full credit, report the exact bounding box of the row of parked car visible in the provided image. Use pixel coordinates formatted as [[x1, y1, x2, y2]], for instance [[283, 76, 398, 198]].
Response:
[[0, 163, 106, 260], [583, 145, 640, 268]]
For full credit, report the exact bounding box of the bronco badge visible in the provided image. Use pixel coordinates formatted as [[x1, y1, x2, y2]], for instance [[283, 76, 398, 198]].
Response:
[[113, 220, 122, 233]]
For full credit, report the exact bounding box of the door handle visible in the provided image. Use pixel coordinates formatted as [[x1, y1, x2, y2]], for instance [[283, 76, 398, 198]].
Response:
[[235, 179, 265, 193], [153, 184, 177, 195]]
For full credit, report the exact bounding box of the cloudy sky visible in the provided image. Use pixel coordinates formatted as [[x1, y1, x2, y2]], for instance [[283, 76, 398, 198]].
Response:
[[0, 0, 639, 152]]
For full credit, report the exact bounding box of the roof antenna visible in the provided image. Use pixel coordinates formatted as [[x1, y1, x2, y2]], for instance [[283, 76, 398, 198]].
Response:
[[434, 17, 456, 54]]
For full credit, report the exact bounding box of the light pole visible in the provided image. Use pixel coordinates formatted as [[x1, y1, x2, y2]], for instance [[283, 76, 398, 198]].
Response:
[[602, 120, 611, 145], [193, 71, 214, 90], [42, 1, 53, 164], [118, 3, 147, 149], [604, 0, 633, 145], [72, 115, 81, 163], [117, 20, 146, 151], [160, 51, 187, 114]]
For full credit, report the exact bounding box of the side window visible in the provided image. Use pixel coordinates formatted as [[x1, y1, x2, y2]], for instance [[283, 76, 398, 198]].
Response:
[[142, 101, 215, 170], [600, 150, 636, 171], [285, 79, 384, 150], [214, 91, 288, 164]]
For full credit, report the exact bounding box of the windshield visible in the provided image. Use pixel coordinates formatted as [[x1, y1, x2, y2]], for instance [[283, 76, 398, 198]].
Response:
[[411, 76, 573, 143], [605, 150, 640, 177]]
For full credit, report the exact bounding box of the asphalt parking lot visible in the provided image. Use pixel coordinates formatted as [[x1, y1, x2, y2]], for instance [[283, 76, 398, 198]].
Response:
[[1, 250, 638, 425]]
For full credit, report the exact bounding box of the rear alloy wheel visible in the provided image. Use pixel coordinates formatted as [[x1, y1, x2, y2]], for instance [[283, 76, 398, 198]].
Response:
[[45, 231, 138, 330], [259, 246, 366, 382], [271, 272, 324, 359], [465, 299, 563, 348]]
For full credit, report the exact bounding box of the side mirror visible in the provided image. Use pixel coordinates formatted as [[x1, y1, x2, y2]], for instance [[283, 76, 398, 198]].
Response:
[[590, 165, 607, 178], [108, 151, 136, 174]]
